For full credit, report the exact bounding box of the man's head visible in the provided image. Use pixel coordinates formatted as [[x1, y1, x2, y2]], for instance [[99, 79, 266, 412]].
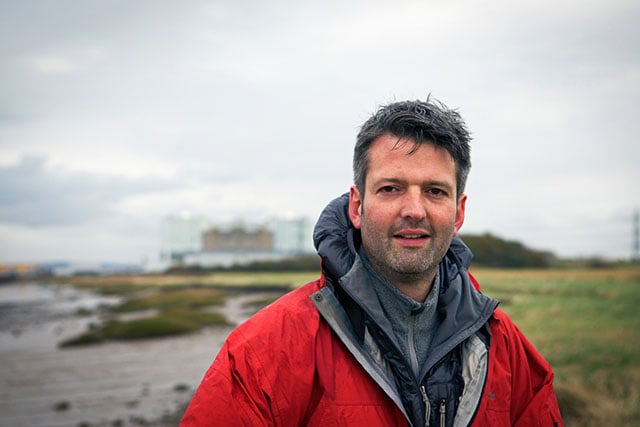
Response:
[[348, 98, 471, 298], [353, 98, 471, 199]]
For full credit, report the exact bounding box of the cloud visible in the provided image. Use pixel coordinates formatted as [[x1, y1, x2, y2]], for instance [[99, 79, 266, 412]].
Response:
[[0, 155, 172, 226], [0, 0, 638, 262]]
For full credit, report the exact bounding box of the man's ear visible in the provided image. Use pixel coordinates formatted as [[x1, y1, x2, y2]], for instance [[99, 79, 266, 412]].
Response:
[[349, 186, 363, 229], [453, 194, 467, 236]]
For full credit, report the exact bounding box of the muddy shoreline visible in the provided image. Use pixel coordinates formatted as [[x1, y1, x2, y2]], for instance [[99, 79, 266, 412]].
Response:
[[0, 282, 280, 427]]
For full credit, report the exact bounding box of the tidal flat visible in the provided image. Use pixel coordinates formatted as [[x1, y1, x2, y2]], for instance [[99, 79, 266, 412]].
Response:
[[0, 281, 287, 427]]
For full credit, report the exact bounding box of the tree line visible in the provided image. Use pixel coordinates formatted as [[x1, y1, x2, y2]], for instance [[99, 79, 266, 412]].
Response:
[[459, 233, 555, 268]]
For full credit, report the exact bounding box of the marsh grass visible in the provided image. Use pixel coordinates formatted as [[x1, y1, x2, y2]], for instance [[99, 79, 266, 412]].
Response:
[[59, 285, 232, 347], [472, 266, 640, 426], [56, 272, 307, 346], [60, 309, 227, 347], [114, 287, 226, 312]]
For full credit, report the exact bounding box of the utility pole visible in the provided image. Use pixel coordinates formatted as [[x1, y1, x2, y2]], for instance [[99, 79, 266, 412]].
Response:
[[634, 210, 640, 262]]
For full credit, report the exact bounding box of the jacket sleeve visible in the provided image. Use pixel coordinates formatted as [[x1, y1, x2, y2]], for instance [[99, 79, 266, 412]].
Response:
[[507, 319, 563, 427], [180, 331, 278, 426], [475, 309, 563, 426], [180, 284, 321, 426]]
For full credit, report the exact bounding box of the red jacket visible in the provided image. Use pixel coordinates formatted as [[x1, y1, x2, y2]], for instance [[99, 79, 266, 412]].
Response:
[[181, 277, 562, 426]]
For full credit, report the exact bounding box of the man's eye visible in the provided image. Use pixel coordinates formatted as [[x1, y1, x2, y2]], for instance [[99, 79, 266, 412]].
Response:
[[379, 186, 397, 193], [427, 188, 446, 197]]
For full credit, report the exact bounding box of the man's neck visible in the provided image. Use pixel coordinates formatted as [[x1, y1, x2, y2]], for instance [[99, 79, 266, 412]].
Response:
[[390, 273, 437, 302], [358, 249, 439, 302]]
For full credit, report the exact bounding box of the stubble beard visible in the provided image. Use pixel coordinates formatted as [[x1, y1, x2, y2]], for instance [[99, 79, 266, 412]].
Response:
[[361, 217, 455, 286]]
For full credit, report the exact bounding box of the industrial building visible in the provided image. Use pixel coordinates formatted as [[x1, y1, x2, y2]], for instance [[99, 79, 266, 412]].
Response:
[[160, 213, 314, 268]]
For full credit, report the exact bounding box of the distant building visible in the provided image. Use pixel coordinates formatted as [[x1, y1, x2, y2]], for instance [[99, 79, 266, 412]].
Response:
[[0, 263, 45, 282], [266, 216, 314, 254], [183, 250, 287, 269], [203, 227, 274, 251], [159, 212, 315, 268], [160, 212, 210, 262]]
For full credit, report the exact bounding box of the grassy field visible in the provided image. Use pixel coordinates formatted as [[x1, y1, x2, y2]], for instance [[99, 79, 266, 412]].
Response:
[[57, 266, 640, 426], [471, 267, 640, 426]]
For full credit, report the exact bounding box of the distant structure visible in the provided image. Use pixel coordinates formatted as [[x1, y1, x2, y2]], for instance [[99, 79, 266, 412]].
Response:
[[160, 213, 314, 268], [0, 262, 141, 279], [0, 263, 46, 282], [266, 216, 314, 254], [634, 210, 639, 261], [203, 227, 274, 251], [160, 212, 210, 263]]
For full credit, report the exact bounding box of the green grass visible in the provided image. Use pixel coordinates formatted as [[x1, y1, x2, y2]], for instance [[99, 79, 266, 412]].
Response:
[[56, 272, 312, 347], [57, 272, 318, 347], [472, 267, 640, 426], [59, 285, 232, 347], [114, 287, 226, 312], [60, 309, 227, 347]]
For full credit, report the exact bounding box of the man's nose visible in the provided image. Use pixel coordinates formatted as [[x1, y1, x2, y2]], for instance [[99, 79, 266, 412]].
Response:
[[399, 189, 427, 220]]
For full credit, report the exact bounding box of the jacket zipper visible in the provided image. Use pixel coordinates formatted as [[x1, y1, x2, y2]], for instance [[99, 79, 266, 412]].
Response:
[[420, 386, 430, 427], [408, 315, 419, 377], [439, 399, 446, 427]]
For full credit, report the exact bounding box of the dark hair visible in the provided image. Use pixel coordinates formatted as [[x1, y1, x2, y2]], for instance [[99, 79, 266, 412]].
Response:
[[353, 98, 471, 198]]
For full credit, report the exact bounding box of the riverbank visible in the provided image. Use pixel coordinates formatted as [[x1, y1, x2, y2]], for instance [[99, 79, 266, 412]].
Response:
[[0, 282, 284, 427]]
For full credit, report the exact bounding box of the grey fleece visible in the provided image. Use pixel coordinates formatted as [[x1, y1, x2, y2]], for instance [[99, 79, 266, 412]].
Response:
[[356, 251, 441, 381]]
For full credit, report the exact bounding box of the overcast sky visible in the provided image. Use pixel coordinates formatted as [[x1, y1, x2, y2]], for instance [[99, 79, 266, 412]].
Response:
[[1, 0, 638, 265]]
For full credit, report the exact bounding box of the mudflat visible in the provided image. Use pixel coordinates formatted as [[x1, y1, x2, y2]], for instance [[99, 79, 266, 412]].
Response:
[[0, 282, 275, 427]]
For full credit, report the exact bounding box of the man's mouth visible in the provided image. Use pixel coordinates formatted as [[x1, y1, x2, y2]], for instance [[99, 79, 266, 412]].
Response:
[[393, 229, 431, 243]]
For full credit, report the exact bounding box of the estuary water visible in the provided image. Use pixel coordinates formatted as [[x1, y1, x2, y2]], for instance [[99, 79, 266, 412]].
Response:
[[0, 281, 275, 427]]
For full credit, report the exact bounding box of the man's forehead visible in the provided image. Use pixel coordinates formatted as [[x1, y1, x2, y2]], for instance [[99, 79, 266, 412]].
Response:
[[368, 136, 455, 164]]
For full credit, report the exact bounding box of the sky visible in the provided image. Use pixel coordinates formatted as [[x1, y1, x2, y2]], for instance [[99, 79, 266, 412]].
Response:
[[1, 0, 639, 266]]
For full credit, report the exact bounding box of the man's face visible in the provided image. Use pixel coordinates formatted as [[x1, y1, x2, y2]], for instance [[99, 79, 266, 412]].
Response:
[[348, 134, 466, 286]]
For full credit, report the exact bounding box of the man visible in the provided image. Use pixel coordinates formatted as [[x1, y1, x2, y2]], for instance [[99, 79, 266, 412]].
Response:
[[181, 99, 563, 426]]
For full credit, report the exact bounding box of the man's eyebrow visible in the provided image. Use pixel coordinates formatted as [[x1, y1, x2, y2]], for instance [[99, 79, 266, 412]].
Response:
[[424, 180, 455, 190], [371, 178, 455, 191], [370, 177, 405, 187]]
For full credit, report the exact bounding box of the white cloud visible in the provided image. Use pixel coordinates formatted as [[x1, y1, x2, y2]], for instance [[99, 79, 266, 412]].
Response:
[[27, 55, 78, 75], [22, 46, 107, 76], [0, 220, 157, 264]]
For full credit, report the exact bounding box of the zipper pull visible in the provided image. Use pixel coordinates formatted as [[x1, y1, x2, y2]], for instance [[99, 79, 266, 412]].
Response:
[[439, 399, 446, 427], [420, 386, 430, 427]]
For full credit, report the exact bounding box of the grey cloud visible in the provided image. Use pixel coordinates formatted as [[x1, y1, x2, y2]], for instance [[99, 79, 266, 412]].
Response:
[[0, 155, 172, 226], [0, 0, 638, 262]]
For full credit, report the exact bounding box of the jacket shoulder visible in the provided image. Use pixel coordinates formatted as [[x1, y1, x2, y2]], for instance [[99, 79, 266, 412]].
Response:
[[232, 279, 324, 342], [474, 308, 563, 426], [488, 307, 554, 372], [181, 279, 327, 426]]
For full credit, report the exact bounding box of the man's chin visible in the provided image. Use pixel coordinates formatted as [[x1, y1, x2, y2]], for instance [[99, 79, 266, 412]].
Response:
[[391, 259, 436, 277]]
